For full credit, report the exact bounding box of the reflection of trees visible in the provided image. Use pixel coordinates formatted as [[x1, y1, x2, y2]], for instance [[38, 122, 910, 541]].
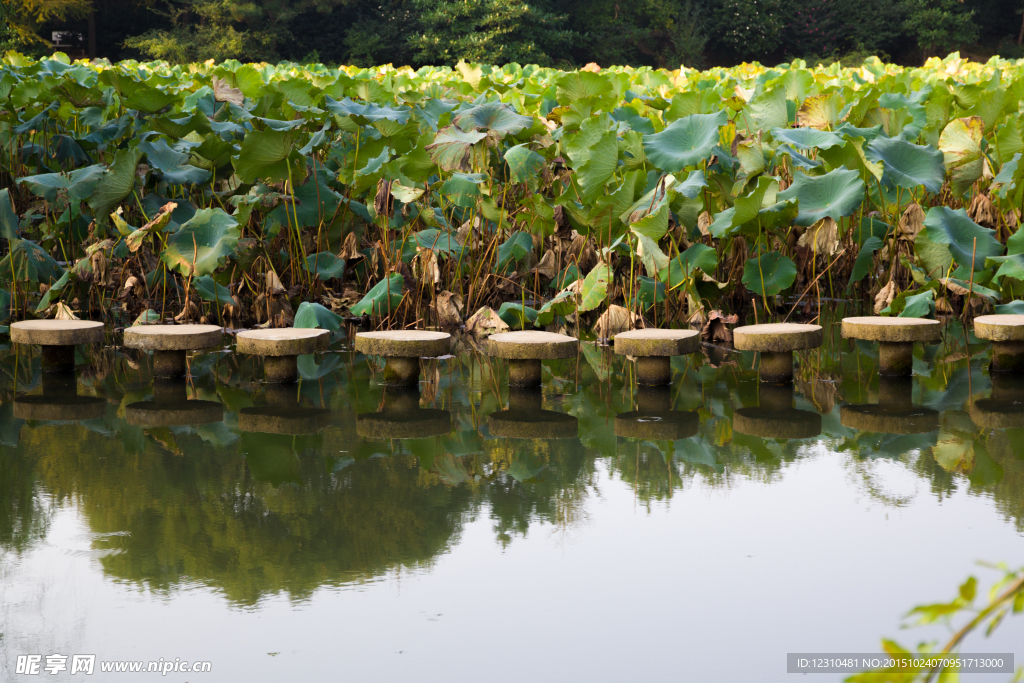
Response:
[[0, 404, 51, 554]]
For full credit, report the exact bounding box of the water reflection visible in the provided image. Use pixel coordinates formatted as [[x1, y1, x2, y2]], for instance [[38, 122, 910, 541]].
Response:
[[1, 321, 1024, 613]]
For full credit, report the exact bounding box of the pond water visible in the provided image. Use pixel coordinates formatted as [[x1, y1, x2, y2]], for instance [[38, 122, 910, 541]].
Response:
[[1, 316, 1023, 682]]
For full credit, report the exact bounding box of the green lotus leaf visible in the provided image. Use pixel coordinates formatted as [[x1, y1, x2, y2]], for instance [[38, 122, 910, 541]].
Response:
[[921, 207, 1002, 272], [161, 208, 240, 278], [565, 116, 619, 203], [233, 129, 298, 184], [643, 110, 727, 172], [324, 96, 410, 126], [662, 243, 718, 289], [578, 262, 611, 312], [555, 70, 613, 107], [124, 85, 177, 113], [496, 231, 533, 274], [0, 189, 18, 240], [630, 203, 670, 241], [140, 139, 212, 186], [303, 252, 346, 280], [426, 126, 486, 172], [504, 143, 545, 184], [778, 168, 865, 226], [675, 169, 707, 199], [991, 152, 1022, 199], [35, 268, 72, 312], [710, 176, 797, 237], [865, 136, 945, 193], [938, 116, 985, 196], [611, 106, 655, 134], [193, 275, 235, 306], [294, 301, 344, 330], [550, 264, 580, 290], [349, 274, 404, 317], [995, 300, 1024, 314], [454, 101, 532, 137], [897, 289, 936, 318], [497, 302, 538, 329], [742, 251, 796, 297], [413, 229, 465, 258], [440, 172, 485, 208], [16, 164, 104, 203], [0, 238, 65, 285], [771, 127, 843, 150], [848, 236, 883, 287], [88, 148, 144, 218], [747, 86, 788, 133]]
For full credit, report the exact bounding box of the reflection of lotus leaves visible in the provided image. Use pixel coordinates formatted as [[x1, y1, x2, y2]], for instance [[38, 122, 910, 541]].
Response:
[[125, 400, 224, 427], [356, 409, 452, 439], [840, 405, 939, 434], [244, 447, 301, 486], [614, 411, 699, 440], [970, 400, 1024, 430], [487, 409, 578, 439], [507, 452, 547, 483], [732, 408, 821, 439], [238, 407, 330, 435], [13, 394, 106, 421]]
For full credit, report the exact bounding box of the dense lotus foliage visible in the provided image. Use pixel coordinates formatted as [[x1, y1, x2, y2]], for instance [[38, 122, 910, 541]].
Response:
[[3, 51, 1024, 334]]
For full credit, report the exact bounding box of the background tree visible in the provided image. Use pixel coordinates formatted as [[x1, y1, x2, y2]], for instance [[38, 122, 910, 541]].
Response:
[[1, 0, 91, 48]]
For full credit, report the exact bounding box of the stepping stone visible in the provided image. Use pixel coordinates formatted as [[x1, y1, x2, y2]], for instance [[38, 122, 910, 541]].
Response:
[[841, 317, 941, 376], [840, 376, 939, 434], [356, 388, 452, 439], [13, 373, 105, 421], [123, 324, 223, 378], [732, 384, 820, 439], [613, 328, 700, 386], [733, 323, 822, 383], [10, 320, 104, 373], [125, 378, 223, 427], [974, 315, 1024, 372], [971, 374, 1024, 429], [354, 330, 452, 387], [236, 328, 331, 383], [486, 331, 578, 387], [238, 384, 330, 435]]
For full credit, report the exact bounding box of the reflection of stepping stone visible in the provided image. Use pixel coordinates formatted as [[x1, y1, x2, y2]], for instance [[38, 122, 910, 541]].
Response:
[[970, 374, 1024, 429], [487, 331, 578, 387], [238, 384, 329, 435], [11, 320, 104, 373], [354, 330, 451, 386], [488, 409, 578, 439], [974, 315, 1024, 372], [732, 382, 820, 438], [125, 379, 223, 427], [840, 376, 938, 434], [356, 387, 452, 438], [236, 328, 331, 383], [615, 386, 698, 439], [841, 317, 941, 376], [613, 328, 700, 386], [733, 323, 822, 383], [123, 324, 223, 378], [13, 373, 105, 421]]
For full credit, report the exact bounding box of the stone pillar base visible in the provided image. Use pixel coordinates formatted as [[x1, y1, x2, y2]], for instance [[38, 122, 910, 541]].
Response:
[[41, 345, 75, 373], [991, 341, 1024, 373], [152, 350, 187, 378], [879, 341, 914, 377], [508, 359, 541, 387], [264, 355, 298, 383], [636, 356, 671, 386], [383, 356, 420, 386], [758, 351, 794, 383]]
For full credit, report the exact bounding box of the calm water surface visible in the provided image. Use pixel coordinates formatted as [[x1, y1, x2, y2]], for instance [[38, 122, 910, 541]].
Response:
[[1, 318, 1023, 682]]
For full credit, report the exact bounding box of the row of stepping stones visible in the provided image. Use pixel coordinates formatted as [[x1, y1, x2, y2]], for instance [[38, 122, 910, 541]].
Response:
[[10, 315, 1024, 387]]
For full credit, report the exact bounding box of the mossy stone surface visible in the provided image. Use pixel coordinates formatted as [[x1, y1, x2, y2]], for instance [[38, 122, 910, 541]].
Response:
[[238, 407, 330, 435], [974, 315, 1024, 342], [487, 331, 578, 360], [237, 328, 330, 356], [354, 330, 451, 358], [356, 409, 452, 439], [11, 320, 104, 346], [124, 324, 223, 351], [733, 323, 822, 352], [732, 407, 821, 439], [487, 409, 578, 439], [841, 317, 941, 343], [840, 405, 939, 434], [614, 328, 700, 357]]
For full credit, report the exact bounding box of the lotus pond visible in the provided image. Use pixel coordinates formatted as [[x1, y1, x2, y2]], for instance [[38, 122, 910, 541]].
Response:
[[1, 312, 1024, 682]]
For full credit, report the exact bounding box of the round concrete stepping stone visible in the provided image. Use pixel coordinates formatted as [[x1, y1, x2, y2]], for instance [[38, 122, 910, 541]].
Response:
[[732, 408, 821, 439], [486, 331, 578, 387], [238, 384, 330, 434], [354, 330, 451, 387], [13, 373, 105, 421], [237, 328, 331, 383], [614, 328, 700, 386], [841, 317, 940, 376], [124, 378, 223, 427], [123, 324, 223, 378], [974, 315, 1024, 372], [733, 323, 822, 383], [10, 320, 104, 373]]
